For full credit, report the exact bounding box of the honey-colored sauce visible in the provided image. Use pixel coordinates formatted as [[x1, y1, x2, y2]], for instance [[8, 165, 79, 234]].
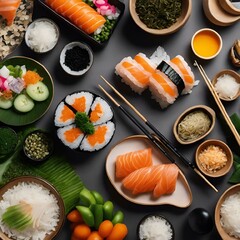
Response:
[[193, 30, 221, 58]]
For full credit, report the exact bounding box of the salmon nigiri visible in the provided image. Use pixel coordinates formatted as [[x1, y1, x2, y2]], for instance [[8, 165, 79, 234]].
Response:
[[122, 164, 178, 198], [115, 148, 152, 179], [115, 57, 151, 94], [0, 0, 21, 26], [134, 53, 156, 75]]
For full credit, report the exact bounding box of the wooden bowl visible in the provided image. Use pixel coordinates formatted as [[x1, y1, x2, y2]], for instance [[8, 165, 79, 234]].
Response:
[[212, 69, 240, 101], [195, 139, 233, 178], [203, 0, 240, 26], [129, 0, 192, 35], [0, 176, 65, 240], [173, 105, 216, 145], [215, 184, 240, 240], [218, 0, 240, 16]]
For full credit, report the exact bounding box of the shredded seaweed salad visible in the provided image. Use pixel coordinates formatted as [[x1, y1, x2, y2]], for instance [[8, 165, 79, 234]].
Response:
[[136, 0, 182, 30], [0, 126, 84, 213]]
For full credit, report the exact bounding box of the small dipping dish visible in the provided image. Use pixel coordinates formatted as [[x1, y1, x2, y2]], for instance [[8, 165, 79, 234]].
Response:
[[173, 105, 216, 145], [23, 130, 53, 162], [25, 18, 59, 53], [212, 69, 240, 101], [191, 28, 222, 60], [195, 139, 233, 178], [137, 214, 174, 240], [60, 42, 94, 76]]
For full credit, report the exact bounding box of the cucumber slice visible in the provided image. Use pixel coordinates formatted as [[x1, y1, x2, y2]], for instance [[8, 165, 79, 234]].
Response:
[[0, 97, 13, 109], [14, 94, 34, 113], [26, 81, 49, 102]]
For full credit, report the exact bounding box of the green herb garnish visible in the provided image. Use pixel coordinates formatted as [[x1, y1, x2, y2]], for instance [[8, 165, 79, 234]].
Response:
[[75, 112, 95, 135], [135, 0, 182, 30], [7, 65, 23, 78]]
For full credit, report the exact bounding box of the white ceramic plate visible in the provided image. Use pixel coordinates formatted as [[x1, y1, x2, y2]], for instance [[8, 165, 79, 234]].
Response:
[[106, 135, 193, 207]]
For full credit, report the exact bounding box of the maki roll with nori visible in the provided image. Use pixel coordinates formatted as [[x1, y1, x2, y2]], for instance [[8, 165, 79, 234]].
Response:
[[54, 91, 115, 152]]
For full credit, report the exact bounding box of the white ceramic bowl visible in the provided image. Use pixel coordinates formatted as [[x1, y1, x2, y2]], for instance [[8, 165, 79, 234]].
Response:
[[25, 18, 59, 53], [60, 42, 94, 76]]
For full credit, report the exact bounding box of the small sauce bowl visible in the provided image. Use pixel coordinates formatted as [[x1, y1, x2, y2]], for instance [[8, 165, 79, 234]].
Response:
[[173, 105, 216, 145], [137, 214, 174, 240], [60, 41, 94, 76], [23, 130, 54, 162], [191, 28, 222, 60], [212, 69, 240, 101], [25, 18, 59, 53], [195, 139, 233, 178]]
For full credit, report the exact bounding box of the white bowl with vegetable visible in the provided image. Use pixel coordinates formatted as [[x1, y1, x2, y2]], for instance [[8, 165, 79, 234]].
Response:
[[60, 42, 94, 76], [25, 18, 59, 53], [0, 176, 65, 240]]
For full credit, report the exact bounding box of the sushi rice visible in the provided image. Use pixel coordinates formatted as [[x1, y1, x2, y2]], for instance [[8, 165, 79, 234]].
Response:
[[54, 102, 75, 127], [90, 97, 113, 125], [57, 124, 84, 149], [65, 91, 94, 114], [80, 121, 115, 152]]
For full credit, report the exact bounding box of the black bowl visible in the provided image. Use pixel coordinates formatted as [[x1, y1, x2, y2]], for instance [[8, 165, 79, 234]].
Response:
[[23, 129, 54, 162], [137, 214, 175, 240]]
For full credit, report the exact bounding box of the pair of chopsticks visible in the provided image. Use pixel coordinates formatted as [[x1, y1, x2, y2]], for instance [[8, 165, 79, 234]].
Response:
[[194, 61, 240, 147], [99, 76, 218, 192]]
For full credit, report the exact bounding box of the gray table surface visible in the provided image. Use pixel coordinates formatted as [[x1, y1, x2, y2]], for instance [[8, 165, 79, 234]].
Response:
[[7, 0, 240, 239]]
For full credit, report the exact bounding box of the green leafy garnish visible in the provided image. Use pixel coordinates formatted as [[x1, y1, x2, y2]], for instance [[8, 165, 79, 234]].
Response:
[[75, 112, 95, 135], [135, 0, 182, 30], [7, 65, 23, 78]]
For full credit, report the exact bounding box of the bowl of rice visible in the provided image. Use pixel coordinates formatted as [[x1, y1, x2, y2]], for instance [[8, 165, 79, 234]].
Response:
[[137, 214, 174, 240], [195, 139, 233, 178], [25, 18, 59, 53], [0, 176, 65, 240], [212, 69, 240, 101], [215, 184, 240, 240]]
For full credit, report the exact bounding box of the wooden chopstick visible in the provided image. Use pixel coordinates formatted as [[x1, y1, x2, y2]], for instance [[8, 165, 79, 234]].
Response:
[[98, 84, 180, 166], [101, 75, 193, 168], [194, 61, 240, 147], [99, 82, 218, 192]]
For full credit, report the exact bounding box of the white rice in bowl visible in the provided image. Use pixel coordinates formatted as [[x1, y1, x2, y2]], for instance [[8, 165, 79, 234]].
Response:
[[0, 181, 60, 240], [220, 191, 240, 239]]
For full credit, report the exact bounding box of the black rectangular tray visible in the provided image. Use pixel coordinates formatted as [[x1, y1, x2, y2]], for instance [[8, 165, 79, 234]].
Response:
[[38, 0, 125, 48]]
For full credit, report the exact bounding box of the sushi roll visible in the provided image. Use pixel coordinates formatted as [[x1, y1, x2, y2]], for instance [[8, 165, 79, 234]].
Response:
[[170, 55, 198, 94], [149, 69, 179, 109], [157, 61, 185, 95], [57, 124, 84, 149], [55, 91, 115, 152], [80, 121, 115, 152], [54, 102, 75, 127], [65, 91, 94, 113], [115, 57, 150, 94], [89, 97, 114, 125]]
